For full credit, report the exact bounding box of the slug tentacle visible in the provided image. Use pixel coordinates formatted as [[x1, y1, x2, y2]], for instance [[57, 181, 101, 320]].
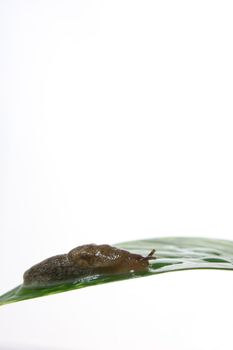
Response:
[[145, 249, 156, 259]]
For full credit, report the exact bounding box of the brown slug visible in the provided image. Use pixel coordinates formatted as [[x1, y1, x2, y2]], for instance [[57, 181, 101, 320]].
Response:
[[23, 244, 156, 287]]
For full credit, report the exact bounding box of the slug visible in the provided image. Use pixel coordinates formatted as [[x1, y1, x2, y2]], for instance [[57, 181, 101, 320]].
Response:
[[23, 244, 156, 287]]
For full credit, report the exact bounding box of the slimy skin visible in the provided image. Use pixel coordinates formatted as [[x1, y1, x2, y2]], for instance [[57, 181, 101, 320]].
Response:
[[23, 244, 156, 287]]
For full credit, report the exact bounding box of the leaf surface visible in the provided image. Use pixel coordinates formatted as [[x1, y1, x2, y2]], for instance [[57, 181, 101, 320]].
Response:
[[1, 237, 233, 306]]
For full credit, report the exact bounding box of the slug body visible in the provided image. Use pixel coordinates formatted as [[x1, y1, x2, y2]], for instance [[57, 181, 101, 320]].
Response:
[[23, 244, 156, 287]]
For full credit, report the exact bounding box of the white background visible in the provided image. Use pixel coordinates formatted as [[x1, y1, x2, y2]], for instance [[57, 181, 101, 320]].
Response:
[[1, 0, 233, 349]]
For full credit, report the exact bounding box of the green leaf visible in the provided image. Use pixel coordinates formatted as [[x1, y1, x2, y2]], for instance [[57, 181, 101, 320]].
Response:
[[1, 237, 233, 306]]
